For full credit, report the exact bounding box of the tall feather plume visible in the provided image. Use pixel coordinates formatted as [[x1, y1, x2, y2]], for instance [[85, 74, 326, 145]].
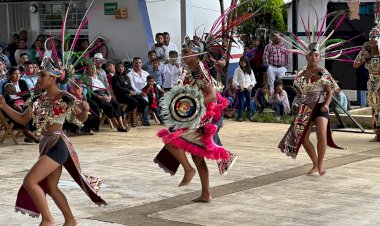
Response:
[[66, 0, 95, 66], [61, 0, 72, 61]]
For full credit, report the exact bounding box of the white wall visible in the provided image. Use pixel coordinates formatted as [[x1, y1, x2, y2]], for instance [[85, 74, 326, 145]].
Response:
[[88, 0, 150, 61], [146, 0, 232, 52]]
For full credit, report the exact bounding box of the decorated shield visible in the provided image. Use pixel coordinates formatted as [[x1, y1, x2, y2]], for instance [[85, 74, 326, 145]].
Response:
[[160, 85, 206, 129]]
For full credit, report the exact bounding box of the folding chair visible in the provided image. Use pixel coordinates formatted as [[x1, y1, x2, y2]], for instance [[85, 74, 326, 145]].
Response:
[[119, 103, 129, 125], [99, 110, 114, 130], [0, 111, 22, 145]]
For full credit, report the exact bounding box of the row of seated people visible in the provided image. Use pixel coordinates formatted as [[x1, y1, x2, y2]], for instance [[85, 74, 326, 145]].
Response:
[[0, 60, 166, 143], [223, 78, 349, 120], [223, 78, 291, 121]]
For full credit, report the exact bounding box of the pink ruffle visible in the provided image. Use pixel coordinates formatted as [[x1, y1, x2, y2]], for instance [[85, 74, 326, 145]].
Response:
[[214, 93, 229, 122], [157, 127, 229, 160]]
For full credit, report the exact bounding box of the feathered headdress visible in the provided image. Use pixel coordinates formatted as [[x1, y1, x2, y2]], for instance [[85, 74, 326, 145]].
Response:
[[274, 10, 361, 62]]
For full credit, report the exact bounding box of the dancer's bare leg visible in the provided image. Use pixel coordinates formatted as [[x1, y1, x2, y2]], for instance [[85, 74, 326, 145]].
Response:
[[302, 122, 318, 175], [47, 166, 77, 226], [191, 155, 211, 202], [315, 117, 328, 176], [23, 156, 60, 226], [165, 144, 195, 186]]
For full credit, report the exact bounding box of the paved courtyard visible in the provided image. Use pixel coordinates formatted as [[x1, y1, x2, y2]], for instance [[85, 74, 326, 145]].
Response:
[[1, 120, 380, 226]]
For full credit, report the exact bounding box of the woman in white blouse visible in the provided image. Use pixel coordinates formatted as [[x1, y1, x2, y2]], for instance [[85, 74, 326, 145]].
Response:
[[233, 56, 256, 121]]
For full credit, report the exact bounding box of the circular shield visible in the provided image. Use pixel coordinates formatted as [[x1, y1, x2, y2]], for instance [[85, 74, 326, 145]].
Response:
[[169, 92, 201, 122]]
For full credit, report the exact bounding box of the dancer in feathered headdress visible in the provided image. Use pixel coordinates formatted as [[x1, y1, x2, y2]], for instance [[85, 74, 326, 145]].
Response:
[[154, 0, 256, 202], [277, 11, 350, 176], [0, 1, 107, 223], [353, 1, 380, 142]]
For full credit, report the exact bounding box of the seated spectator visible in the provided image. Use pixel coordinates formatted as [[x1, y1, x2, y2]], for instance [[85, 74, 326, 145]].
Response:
[[0, 59, 8, 94], [29, 40, 44, 64], [18, 53, 29, 72], [1, 67, 39, 143], [86, 65, 129, 132], [128, 57, 151, 126], [0, 45, 10, 69], [67, 80, 100, 135], [269, 79, 290, 116], [14, 38, 29, 66], [334, 82, 348, 114], [224, 78, 238, 108], [254, 83, 270, 113], [233, 56, 256, 121], [105, 60, 116, 95], [21, 61, 38, 89], [148, 58, 165, 87], [112, 62, 148, 127], [223, 78, 238, 118], [142, 75, 164, 124], [291, 87, 302, 116], [162, 51, 181, 91], [151, 33, 167, 65], [142, 50, 157, 72], [0, 59, 7, 79]]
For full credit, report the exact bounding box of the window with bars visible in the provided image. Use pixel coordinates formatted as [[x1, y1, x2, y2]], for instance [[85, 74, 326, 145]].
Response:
[[38, 2, 87, 34]]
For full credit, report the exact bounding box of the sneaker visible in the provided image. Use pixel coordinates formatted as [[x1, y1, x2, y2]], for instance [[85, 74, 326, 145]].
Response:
[[217, 152, 238, 176], [88, 129, 95, 135], [238, 118, 243, 122], [143, 121, 150, 126]]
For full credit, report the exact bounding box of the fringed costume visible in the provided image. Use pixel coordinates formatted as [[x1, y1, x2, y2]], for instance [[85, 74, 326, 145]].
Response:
[[278, 69, 343, 158], [275, 10, 360, 158], [157, 61, 230, 161], [15, 91, 106, 217], [355, 50, 380, 137], [15, 1, 107, 217], [154, 0, 257, 176]]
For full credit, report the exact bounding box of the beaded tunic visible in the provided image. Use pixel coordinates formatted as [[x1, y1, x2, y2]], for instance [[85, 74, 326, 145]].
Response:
[[294, 68, 337, 103], [26, 91, 82, 131]]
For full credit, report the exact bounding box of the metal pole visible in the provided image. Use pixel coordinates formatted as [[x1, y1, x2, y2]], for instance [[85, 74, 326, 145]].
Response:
[[292, 0, 298, 72]]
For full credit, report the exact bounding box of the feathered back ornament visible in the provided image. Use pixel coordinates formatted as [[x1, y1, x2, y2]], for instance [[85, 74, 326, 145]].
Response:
[[274, 10, 361, 62]]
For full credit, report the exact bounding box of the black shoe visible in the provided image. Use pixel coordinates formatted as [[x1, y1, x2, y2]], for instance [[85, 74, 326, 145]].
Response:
[[117, 127, 129, 132], [143, 121, 150, 126]]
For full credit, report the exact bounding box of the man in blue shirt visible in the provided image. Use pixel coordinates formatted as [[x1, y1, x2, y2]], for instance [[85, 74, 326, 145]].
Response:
[[21, 61, 38, 89]]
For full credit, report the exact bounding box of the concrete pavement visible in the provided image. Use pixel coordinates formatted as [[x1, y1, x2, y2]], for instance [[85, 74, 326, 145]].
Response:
[[1, 120, 380, 226]]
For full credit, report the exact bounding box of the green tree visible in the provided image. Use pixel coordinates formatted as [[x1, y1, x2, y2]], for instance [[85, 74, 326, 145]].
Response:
[[237, 0, 287, 46]]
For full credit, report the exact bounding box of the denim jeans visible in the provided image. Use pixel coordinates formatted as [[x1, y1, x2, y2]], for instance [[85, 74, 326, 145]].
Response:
[[273, 101, 284, 116], [213, 116, 223, 146], [142, 107, 150, 123], [227, 96, 235, 108], [237, 89, 252, 118]]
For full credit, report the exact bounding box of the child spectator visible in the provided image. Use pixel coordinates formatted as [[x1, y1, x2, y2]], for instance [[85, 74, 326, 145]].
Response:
[[162, 51, 181, 91], [254, 83, 270, 113], [142, 75, 165, 124], [291, 87, 302, 116], [233, 56, 256, 121], [14, 38, 29, 66], [151, 33, 167, 65], [149, 58, 165, 87], [223, 78, 238, 118], [334, 82, 349, 114], [142, 50, 157, 72], [269, 79, 290, 116]]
